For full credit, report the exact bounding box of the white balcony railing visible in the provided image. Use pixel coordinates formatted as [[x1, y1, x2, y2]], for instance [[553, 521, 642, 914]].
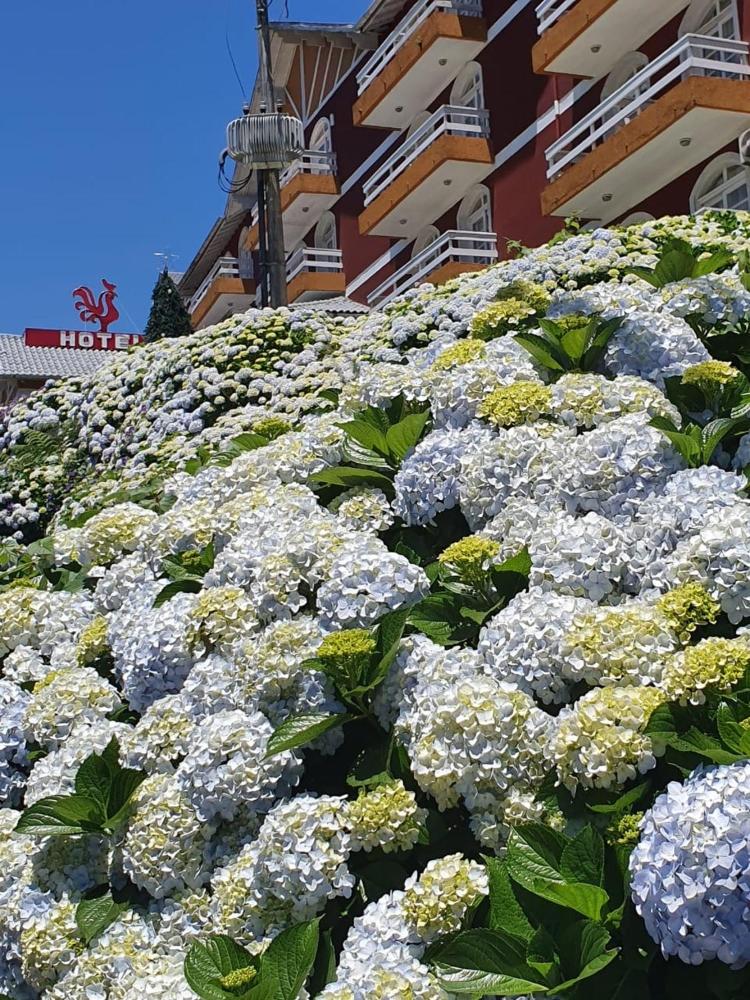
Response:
[[536, 0, 577, 34], [286, 246, 344, 283], [368, 230, 497, 306], [251, 150, 336, 225], [546, 34, 750, 179], [189, 257, 247, 313], [356, 0, 483, 96], [363, 105, 490, 206]]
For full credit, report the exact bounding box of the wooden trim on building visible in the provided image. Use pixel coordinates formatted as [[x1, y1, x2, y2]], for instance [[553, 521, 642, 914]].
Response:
[[242, 173, 341, 250], [287, 270, 347, 302], [358, 134, 493, 235], [532, 0, 620, 76], [352, 11, 487, 127], [190, 277, 256, 328], [541, 77, 750, 217]]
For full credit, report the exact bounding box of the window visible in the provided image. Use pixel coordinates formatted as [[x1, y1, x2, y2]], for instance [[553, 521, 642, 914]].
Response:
[[411, 226, 440, 260], [600, 52, 650, 135], [691, 154, 750, 212], [457, 185, 492, 246], [309, 117, 333, 153], [406, 111, 432, 141], [450, 61, 484, 109], [619, 212, 656, 226], [680, 0, 739, 40], [314, 212, 337, 251]]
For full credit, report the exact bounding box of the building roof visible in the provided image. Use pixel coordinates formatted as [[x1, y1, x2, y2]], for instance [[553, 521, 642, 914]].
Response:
[[295, 296, 370, 315], [177, 209, 250, 298], [0, 335, 113, 380]]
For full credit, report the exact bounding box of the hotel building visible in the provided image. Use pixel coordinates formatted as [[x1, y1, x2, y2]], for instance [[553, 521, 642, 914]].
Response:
[[178, 0, 750, 326]]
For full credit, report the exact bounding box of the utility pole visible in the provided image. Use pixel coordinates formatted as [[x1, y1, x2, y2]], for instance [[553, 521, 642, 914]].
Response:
[[256, 0, 288, 307], [223, 7, 303, 307]]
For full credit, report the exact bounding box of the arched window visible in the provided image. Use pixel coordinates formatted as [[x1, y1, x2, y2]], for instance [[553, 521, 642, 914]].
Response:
[[457, 184, 492, 234], [690, 153, 750, 212], [450, 61, 484, 109], [406, 111, 432, 140], [411, 226, 440, 259], [619, 212, 656, 226], [601, 51, 649, 101], [314, 212, 337, 251], [680, 0, 739, 39], [309, 117, 333, 153]]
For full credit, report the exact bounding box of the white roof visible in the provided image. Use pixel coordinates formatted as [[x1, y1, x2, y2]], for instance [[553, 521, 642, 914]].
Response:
[[0, 334, 113, 380]]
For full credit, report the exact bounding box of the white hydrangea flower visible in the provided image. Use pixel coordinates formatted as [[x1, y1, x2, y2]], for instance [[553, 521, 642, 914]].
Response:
[[175, 709, 300, 823], [631, 761, 750, 968], [22, 666, 122, 751], [478, 589, 592, 704], [329, 488, 395, 534], [210, 794, 354, 943], [119, 771, 214, 898], [552, 685, 667, 792]]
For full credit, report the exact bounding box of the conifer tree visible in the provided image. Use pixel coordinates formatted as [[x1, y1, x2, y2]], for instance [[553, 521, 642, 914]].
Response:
[[143, 269, 193, 342]]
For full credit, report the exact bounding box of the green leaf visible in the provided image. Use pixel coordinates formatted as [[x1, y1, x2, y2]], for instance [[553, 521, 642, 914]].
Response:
[[339, 417, 390, 457], [75, 752, 114, 814], [184, 935, 258, 1000], [514, 332, 566, 372], [228, 432, 269, 453], [14, 795, 105, 837], [104, 767, 147, 830], [153, 577, 203, 607], [560, 325, 590, 363], [485, 856, 535, 942], [693, 248, 734, 277], [408, 592, 477, 646], [346, 735, 392, 789], [506, 827, 609, 920], [668, 726, 745, 764], [310, 467, 395, 495], [431, 928, 551, 996], [554, 920, 618, 990], [560, 826, 605, 887], [384, 409, 430, 462], [308, 929, 336, 995], [702, 416, 749, 460], [526, 925, 559, 980], [76, 889, 130, 946], [252, 920, 319, 1000], [264, 713, 351, 758], [586, 780, 651, 814]]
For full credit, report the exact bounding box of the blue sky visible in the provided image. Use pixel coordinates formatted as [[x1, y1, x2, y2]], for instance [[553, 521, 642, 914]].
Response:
[[0, 0, 357, 334]]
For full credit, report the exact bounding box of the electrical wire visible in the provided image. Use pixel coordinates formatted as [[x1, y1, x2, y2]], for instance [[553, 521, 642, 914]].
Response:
[[225, 0, 249, 98]]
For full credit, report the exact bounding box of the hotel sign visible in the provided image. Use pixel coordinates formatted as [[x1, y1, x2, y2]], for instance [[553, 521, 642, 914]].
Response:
[[24, 328, 143, 351]]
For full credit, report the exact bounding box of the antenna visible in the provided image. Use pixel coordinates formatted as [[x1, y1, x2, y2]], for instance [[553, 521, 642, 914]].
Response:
[[153, 251, 179, 273]]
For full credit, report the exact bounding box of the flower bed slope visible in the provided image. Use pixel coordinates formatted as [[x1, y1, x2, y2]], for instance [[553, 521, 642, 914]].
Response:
[[3, 212, 750, 999]]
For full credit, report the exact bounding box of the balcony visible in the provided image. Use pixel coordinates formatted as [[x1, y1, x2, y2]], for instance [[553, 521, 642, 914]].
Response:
[[542, 34, 750, 223], [359, 105, 492, 237], [285, 246, 346, 303], [532, 0, 693, 77], [188, 257, 255, 330], [353, 0, 486, 129], [368, 230, 497, 306], [244, 151, 339, 252]]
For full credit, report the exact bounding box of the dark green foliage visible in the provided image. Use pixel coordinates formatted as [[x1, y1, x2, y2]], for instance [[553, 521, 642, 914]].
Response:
[[144, 268, 193, 342]]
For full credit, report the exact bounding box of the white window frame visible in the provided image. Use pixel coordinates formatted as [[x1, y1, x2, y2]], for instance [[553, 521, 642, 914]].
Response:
[[680, 0, 740, 40], [450, 61, 485, 109], [314, 212, 338, 251], [690, 153, 750, 212], [309, 117, 333, 154], [457, 184, 492, 233]]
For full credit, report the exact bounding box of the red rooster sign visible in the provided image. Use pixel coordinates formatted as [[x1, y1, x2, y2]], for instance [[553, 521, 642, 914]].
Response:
[[72, 279, 121, 334]]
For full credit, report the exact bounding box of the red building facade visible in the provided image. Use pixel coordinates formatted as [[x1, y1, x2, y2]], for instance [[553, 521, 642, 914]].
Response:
[[179, 0, 750, 324]]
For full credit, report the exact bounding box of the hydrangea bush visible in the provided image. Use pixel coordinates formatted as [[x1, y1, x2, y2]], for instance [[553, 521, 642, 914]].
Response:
[[4, 212, 750, 998]]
